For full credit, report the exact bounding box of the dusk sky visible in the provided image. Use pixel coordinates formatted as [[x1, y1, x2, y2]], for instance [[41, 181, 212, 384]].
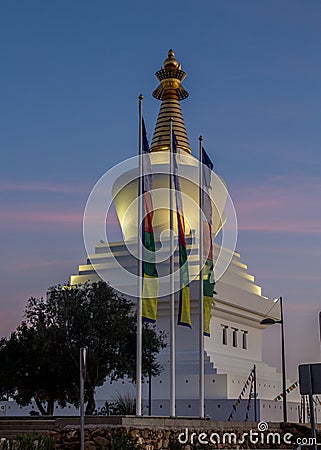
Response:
[[1, 1, 320, 381]]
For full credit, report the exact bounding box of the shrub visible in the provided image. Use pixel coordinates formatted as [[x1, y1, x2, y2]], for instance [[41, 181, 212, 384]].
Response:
[[111, 429, 140, 450], [98, 392, 136, 416], [0, 433, 54, 450]]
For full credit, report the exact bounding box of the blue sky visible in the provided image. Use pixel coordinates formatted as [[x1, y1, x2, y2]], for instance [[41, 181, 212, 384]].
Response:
[[0, 0, 320, 380]]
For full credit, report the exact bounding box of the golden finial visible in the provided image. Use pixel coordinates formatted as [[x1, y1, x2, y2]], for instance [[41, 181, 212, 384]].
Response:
[[150, 50, 191, 153], [152, 49, 188, 101], [163, 49, 180, 71]]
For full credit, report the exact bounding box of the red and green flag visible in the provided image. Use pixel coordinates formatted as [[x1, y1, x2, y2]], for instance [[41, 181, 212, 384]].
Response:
[[142, 119, 159, 322], [173, 132, 191, 328]]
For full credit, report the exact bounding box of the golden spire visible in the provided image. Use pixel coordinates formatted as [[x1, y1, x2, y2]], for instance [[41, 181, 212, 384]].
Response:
[[150, 49, 191, 153]]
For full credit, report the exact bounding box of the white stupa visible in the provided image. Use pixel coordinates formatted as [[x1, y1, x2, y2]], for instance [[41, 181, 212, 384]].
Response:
[[70, 50, 301, 422]]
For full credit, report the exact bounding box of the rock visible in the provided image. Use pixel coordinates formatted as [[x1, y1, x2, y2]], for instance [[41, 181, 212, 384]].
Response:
[[65, 430, 79, 441], [131, 428, 140, 438], [91, 427, 103, 437], [85, 441, 97, 450], [161, 438, 169, 448], [84, 429, 92, 439], [93, 435, 109, 446], [62, 443, 80, 450]]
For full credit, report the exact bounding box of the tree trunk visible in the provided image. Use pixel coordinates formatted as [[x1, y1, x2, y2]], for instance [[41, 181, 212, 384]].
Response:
[[85, 385, 96, 415], [34, 397, 47, 416], [46, 399, 54, 415]]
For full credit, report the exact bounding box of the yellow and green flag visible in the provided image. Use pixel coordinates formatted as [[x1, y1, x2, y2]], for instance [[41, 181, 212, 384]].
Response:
[[142, 119, 159, 322], [173, 132, 191, 328]]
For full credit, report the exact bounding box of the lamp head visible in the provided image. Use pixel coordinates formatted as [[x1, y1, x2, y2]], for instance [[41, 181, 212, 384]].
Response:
[[260, 318, 277, 325]]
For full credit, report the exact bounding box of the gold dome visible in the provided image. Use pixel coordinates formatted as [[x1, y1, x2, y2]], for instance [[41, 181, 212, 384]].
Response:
[[163, 49, 180, 71]]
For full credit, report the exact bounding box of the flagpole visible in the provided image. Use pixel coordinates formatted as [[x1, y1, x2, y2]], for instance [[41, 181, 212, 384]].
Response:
[[136, 94, 143, 416], [198, 136, 205, 418], [169, 118, 176, 417]]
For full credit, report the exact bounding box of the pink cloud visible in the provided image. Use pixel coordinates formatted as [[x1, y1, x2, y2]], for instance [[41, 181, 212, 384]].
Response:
[[0, 311, 21, 337], [0, 209, 83, 227], [284, 302, 321, 313], [8, 259, 64, 272], [0, 205, 120, 232], [241, 244, 321, 256], [239, 222, 321, 233], [260, 274, 321, 281], [0, 181, 90, 194], [232, 176, 321, 234]]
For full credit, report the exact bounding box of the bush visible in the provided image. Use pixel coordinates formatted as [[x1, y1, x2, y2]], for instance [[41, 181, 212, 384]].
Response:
[[0, 433, 54, 450], [111, 429, 140, 450], [97, 392, 136, 416]]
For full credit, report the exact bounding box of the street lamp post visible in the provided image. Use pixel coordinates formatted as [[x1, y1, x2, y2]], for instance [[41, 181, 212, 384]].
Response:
[[80, 347, 88, 450], [260, 296, 287, 423]]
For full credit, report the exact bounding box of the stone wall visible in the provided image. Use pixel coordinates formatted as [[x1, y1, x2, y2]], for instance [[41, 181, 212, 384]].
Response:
[[0, 417, 319, 449], [50, 423, 320, 449]]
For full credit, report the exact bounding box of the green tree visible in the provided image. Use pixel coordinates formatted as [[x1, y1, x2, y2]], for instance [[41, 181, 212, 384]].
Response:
[[0, 281, 166, 415]]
